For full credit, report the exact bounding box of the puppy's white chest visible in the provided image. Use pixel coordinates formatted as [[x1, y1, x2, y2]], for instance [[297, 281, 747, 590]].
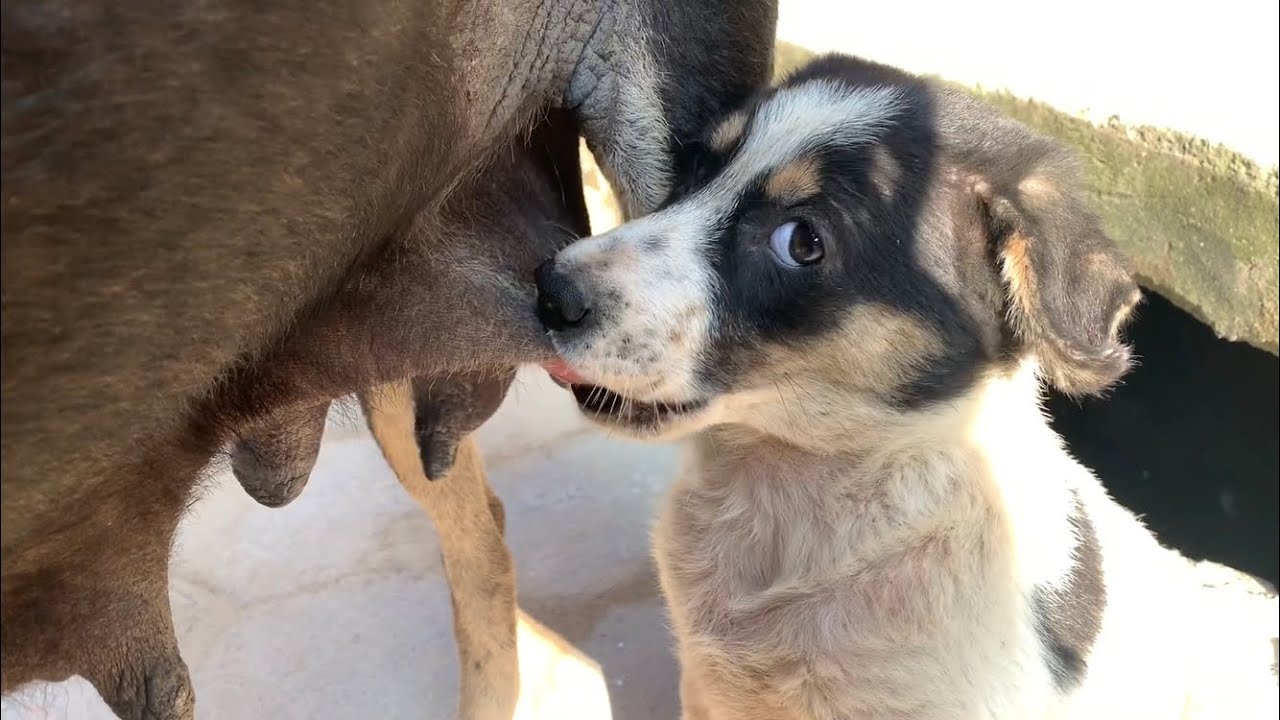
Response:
[[652, 447, 1057, 719]]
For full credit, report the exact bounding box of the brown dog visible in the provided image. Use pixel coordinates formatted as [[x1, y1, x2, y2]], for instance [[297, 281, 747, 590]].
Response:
[[229, 119, 586, 719], [1, 1, 778, 717]]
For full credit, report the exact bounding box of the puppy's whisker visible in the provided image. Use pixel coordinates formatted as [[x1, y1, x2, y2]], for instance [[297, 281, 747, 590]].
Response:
[[586, 385, 606, 424], [620, 376, 636, 423], [612, 375, 639, 441], [781, 373, 821, 438], [773, 379, 799, 431], [609, 387, 621, 416]]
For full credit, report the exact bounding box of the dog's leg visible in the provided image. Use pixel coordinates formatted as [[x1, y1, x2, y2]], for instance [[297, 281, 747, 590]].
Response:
[[432, 437, 520, 720], [362, 381, 519, 720], [84, 589, 195, 720], [679, 666, 714, 720], [3, 508, 195, 720]]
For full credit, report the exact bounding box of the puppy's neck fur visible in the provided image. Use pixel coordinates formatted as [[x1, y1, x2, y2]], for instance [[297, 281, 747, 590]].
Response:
[[655, 362, 1087, 716], [686, 362, 1079, 589], [706, 361, 1056, 474]]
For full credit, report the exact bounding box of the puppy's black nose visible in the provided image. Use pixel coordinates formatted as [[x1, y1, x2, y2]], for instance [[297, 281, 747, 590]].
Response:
[[535, 259, 590, 332]]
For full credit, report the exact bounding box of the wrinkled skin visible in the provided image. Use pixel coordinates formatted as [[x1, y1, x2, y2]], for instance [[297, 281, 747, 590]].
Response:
[[1, 0, 778, 717], [231, 401, 332, 508], [232, 131, 559, 506], [232, 116, 589, 720], [410, 370, 517, 481], [233, 372, 515, 506]]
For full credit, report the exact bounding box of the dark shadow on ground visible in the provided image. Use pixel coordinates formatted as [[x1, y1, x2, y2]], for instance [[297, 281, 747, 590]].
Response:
[[1047, 291, 1279, 586]]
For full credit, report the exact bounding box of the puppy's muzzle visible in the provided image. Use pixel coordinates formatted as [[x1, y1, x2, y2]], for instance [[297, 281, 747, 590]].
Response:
[[535, 259, 591, 333]]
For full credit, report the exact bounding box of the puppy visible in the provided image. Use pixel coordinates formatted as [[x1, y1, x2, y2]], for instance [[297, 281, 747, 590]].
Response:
[[535, 54, 1278, 719]]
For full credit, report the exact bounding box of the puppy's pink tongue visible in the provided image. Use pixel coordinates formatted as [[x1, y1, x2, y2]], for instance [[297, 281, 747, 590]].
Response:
[[542, 359, 587, 388]]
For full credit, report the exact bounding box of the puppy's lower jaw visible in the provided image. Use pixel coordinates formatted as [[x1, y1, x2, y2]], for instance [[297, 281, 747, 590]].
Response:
[[568, 383, 710, 437], [542, 360, 711, 437]]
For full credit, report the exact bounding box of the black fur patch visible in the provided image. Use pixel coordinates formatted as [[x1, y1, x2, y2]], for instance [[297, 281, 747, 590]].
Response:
[[643, 0, 778, 182], [1032, 490, 1106, 690], [665, 53, 1135, 413], [666, 138, 733, 203], [683, 59, 987, 409]]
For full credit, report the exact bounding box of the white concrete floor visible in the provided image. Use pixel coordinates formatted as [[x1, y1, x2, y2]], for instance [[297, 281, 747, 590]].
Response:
[[2, 368, 681, 720]]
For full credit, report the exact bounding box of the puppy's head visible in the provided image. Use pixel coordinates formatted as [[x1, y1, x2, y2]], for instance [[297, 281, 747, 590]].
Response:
[[536, 55, 1139, 449]]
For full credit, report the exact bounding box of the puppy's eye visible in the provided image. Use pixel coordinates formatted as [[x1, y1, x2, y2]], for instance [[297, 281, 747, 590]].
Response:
[[769, 220, 825, 267]]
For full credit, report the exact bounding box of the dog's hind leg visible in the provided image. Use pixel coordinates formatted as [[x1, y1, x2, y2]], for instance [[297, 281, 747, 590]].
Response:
[[2, 492, 195, 720], [430, 436, 520, 720], [362, 380, 519, 720], [84, 589, 195, 720], [678, 666, 715, 720]]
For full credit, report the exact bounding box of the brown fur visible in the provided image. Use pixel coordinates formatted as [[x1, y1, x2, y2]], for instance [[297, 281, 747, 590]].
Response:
[[228, 125, 581, 720], [232, 402, 332, 508], [1, 1, 779, 716], [961, 129, 1142, 398], [764, 157, 823, 204], [0, 81, 579, 719], [238, 379, 530, 719], [765, 303, 941, 397]]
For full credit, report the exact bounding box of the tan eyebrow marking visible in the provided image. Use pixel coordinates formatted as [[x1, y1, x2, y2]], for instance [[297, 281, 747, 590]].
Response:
[[764, 156, 823, 204]]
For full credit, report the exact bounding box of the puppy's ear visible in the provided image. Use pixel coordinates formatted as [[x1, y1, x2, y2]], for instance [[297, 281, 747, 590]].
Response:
[[971, 156, 1141, 396]]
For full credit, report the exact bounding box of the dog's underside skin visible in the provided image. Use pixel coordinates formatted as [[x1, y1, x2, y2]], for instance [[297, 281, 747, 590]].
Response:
[[535, 54, 1279, 719], [225, 126, 576, 720], [0, 1, 778, 718], [232, 366, 515, 508]]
